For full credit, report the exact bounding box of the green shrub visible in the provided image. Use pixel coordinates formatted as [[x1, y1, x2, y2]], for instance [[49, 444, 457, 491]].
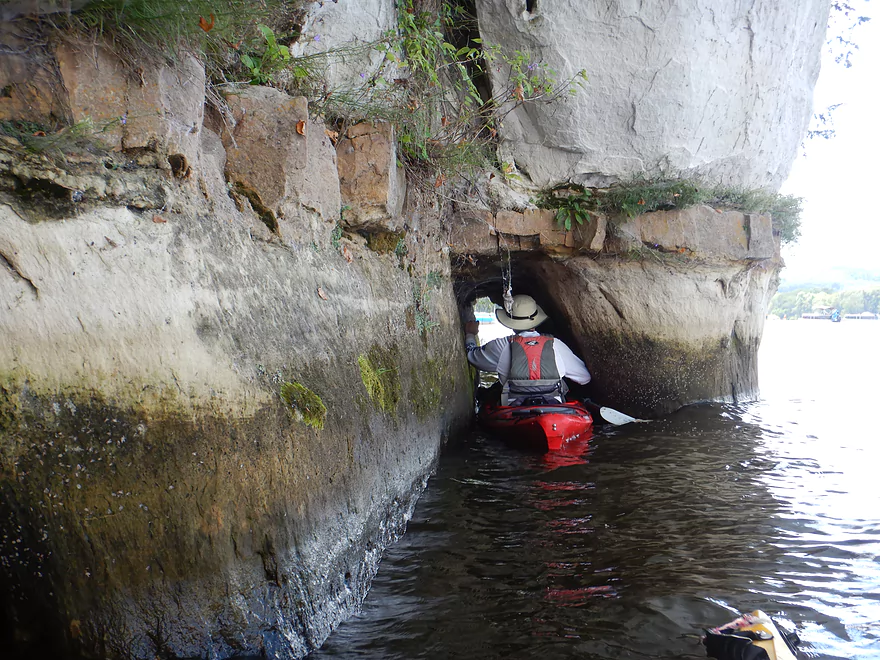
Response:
[[240, 24, 291, 85], [708, 187, 803, 245], [598, 179, 707, 218], [584, 177, 803, 246]]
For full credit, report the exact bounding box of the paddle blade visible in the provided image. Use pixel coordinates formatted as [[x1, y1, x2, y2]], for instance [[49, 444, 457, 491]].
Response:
[[599, 407, 647, 425]]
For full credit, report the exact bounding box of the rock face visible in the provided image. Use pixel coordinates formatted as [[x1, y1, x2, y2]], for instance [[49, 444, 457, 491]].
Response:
[[0, 51, 470, 659], [336, 121, 406, 231], [448, 204, 779, 416], [476, 0, 829, 189], [289, 0, 396, 90]]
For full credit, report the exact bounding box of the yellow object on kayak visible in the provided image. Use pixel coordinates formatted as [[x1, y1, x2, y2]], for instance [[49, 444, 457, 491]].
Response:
[[739, 611, 797, 660], [705, 610, 798, 660]]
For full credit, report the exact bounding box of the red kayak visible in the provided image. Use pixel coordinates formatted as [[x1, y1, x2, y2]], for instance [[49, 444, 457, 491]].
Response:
[[479, 401, 593, 451]]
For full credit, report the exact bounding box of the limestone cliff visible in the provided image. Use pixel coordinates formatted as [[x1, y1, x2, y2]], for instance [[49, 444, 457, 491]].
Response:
[[476, 0, 829, 189], [0, 1, 828, 658], [1, 43, 471, 659]]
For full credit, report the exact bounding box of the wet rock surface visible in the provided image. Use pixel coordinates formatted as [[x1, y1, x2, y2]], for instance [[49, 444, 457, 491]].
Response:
[[1, 57, 471, 657]]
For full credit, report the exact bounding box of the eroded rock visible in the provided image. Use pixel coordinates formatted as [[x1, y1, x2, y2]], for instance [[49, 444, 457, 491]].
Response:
[[336, 121, 406, 232], [1, 79, 469, 660], [616, 205, 774, 260], [476, 0, 828, 189]]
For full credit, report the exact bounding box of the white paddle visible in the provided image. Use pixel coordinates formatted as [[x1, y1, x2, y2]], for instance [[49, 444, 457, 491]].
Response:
[[599, 406, 649, 426]]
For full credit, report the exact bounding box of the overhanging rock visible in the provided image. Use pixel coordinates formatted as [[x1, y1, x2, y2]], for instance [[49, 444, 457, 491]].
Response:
[[476, 0, 829, 189], [450, 202, 781, 416]]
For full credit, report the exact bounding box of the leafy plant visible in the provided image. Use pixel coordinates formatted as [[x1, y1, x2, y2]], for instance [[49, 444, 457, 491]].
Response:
[[541, 187, 594, 231], [425, 270, 443, 289], [240, 24, 290, 85], [317, 0, 587, 190], [394, 236, 408, 258]]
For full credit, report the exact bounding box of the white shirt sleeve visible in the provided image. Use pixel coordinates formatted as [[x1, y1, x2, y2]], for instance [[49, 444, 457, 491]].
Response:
[[553, 339, 591, 384], [465, 334, 509, 373]]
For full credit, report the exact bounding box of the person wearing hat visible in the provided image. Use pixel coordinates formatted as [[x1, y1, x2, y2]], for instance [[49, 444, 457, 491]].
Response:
[[464, 294, 591, 405]]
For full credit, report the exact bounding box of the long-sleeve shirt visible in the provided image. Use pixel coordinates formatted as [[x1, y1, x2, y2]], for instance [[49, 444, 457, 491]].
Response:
[[465, 330, 591, 385]]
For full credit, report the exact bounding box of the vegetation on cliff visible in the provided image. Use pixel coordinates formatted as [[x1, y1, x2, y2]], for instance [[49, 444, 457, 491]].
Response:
[[8, 0, 802, 245], [540, 179, 802, 245], [19, 0, 585, 189]]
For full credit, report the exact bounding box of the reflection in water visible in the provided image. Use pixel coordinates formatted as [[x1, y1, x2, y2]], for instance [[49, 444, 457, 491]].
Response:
[[314, 323, 880, 660]]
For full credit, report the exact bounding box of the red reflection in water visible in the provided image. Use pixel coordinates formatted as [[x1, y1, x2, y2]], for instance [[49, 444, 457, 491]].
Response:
[[544, 585, 617, 607], [520, 434, 622, 612], [547, 516, 594, 534], [539, 429, 593, 469]]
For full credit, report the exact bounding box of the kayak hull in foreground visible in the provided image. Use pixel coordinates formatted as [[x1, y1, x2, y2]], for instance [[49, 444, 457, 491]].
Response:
[[479, 401, 593, 451]]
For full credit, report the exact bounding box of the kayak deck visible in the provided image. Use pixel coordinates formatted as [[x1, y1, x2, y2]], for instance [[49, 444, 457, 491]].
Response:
[[479, 401, 593, 451]]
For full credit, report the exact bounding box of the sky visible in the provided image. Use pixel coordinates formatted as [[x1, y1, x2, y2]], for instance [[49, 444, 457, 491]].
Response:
[[779, 4, 880, 284]]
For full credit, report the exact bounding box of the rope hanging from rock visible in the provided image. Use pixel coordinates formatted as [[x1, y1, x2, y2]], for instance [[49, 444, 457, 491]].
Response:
[[499, 237, 514, 315]]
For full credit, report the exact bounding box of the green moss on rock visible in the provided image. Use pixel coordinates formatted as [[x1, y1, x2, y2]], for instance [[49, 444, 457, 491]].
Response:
[[365, 230, 406, 255], [280, 381, 326, 430], [410, 359, 443, 422], [357, 345, 400, 414]]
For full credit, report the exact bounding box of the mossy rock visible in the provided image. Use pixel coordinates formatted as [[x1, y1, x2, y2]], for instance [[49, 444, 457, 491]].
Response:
[[280, 381, 326, 430], [357, 345, 400, 414], [365, 230, 406, 255], [410, 359, 443, 422]]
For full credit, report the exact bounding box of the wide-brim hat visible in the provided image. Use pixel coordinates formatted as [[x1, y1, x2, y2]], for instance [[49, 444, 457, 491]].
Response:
[[496, 294, 548, 330]]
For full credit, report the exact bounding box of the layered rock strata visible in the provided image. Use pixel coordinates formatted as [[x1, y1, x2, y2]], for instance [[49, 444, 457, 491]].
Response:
[[0, 0, 829, 655], [1, 45, 470, 659]]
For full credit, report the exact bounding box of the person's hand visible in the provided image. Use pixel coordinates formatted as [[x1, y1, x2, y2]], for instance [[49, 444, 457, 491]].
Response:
[[464, 321, 480, 335]]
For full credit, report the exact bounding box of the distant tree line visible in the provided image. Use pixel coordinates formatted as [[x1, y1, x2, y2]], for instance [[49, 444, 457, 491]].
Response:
[[770, 287, 880, 318]]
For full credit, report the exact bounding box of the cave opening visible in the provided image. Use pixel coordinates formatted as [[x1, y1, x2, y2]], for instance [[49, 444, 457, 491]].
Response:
[[452, 251, 590, 383]]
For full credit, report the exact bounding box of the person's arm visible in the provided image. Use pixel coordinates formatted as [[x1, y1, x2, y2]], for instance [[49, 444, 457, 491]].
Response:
[[553, 339, 591, 384], [465, 330, 508, 373]]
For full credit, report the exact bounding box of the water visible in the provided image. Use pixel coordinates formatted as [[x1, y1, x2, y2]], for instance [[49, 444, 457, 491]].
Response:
[[314, 320, 880, 659]]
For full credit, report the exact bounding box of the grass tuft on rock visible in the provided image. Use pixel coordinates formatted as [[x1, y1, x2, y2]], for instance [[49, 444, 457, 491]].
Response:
[[280, 381, 326, 430], [0, 118, 111, 157]]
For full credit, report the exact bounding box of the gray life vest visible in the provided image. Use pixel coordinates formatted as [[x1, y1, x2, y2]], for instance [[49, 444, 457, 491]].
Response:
[[506, 334, 563, 397]]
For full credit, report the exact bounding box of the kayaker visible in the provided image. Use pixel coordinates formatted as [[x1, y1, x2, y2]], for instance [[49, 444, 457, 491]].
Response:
[[464, 294, 591, 405]]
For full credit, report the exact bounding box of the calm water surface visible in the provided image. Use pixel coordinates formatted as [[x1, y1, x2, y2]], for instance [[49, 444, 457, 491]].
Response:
[[315, 321, 880, 659]]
